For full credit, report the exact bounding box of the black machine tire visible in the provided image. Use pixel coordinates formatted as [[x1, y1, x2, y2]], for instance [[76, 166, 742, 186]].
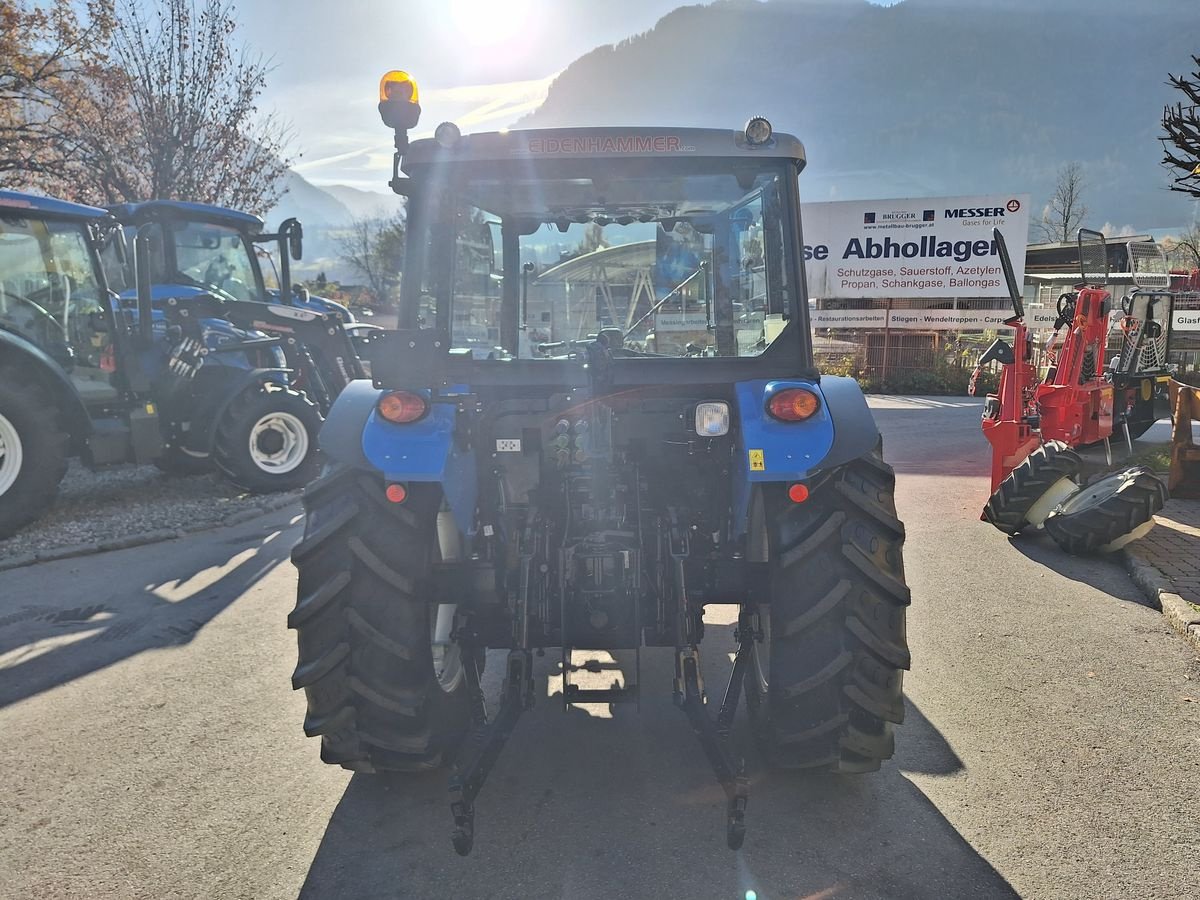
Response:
[[0, 370, 69, 539], [1043, 466, 1166, 555], [212, 383, 321, 492], [745, 447, 911, 773], [289, 465, 471, 772], [983, 440, 1083, 535]]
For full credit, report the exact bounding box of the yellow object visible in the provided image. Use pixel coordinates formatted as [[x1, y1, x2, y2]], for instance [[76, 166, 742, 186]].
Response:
[[379, 70, 419, 103], [748, 449, 765, 471], [144, 403, 156, 415]]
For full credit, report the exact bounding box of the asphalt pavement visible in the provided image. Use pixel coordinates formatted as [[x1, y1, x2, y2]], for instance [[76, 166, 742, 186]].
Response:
[[1, 398, 1197, 899]]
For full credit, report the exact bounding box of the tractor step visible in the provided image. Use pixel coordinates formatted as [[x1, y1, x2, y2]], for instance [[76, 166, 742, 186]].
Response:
[[563, 684, 639, 705]]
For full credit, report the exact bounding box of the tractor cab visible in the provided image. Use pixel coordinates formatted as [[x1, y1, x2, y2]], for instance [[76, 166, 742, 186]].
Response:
[[107, 200, 354, 323], [0, 191, 136, 407], [388, 125, 811, 370]]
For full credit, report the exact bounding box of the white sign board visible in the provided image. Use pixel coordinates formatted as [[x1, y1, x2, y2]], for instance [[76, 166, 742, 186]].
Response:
[[654, 312, 710, 332], [1175, 309, 1200, 332], [812, 307, 1058, 331], [802, 194, 1031, 300]]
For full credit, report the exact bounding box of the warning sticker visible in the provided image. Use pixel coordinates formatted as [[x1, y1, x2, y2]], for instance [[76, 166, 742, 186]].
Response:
[[748, 449, 765, 471]]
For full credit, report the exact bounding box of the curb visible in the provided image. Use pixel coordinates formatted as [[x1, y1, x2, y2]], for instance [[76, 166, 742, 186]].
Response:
[[1123, 549, 1200, 654], [0, 492, 303, 574]]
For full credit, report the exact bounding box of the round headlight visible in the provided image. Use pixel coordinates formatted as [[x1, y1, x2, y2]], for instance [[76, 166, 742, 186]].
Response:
[[744, 117, 773, 146], [434, 121, 462, 147]]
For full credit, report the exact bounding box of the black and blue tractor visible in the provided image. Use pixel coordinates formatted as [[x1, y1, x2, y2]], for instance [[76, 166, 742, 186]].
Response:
[[288, 71, 910, 855], [105, 200, 373, 418], [106, 200, 355, 322], [0, 191, 323, 538]]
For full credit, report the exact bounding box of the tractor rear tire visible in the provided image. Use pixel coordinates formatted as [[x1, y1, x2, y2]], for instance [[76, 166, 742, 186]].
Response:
[[983, 440, 1082, 535], [213, 384, 321, 492], [0, 372, 69, 539], [1043, 466, 1166, 555], [746, 447, 910, 773], [289, 465, 471, 772]]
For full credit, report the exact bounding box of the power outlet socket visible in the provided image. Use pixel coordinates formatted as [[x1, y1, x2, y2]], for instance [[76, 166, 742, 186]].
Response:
[[495, 438, 522, 452]]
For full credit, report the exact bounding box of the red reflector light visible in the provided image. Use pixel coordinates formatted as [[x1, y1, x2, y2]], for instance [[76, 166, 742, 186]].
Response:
[[385, 483, 408, 503], [378, 390, 428, 424], [788, 482, 809, 504], [766, 388, 820, 422]]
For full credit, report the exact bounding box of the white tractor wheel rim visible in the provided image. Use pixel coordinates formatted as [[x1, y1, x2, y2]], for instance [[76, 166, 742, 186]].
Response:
[[248, 411, 309, 475], [1025, 476, 1079, 530], [0, 411, 23, 497]]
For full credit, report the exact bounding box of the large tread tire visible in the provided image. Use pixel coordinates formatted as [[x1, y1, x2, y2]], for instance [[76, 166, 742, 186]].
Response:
[[213, 384, 321, 493], [289, 465, 470, 772], [746, 448, 910, 773], [1043, 466, 1167, 555], [983, 440, 1082, 535], [0, 369, 69, 539]]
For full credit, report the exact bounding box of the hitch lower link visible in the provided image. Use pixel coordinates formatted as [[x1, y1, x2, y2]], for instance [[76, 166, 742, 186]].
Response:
[[446, 621, 757, 855], [675, 614, 756, 850], [447, 648, 534, 856]]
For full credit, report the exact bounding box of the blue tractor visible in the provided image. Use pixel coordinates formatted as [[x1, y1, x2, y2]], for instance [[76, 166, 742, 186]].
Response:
[[0, 191, 323, 538], [288, 73, 910, 855], [106, 200, 355, 323]]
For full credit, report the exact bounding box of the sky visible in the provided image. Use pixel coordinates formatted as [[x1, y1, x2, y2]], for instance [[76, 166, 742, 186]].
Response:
[[235, 0, 701, 192], [235, 1, 902, 192]]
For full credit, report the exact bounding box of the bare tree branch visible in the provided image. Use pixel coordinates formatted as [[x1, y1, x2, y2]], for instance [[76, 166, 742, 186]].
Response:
[[1037, 162, 1089, 244]]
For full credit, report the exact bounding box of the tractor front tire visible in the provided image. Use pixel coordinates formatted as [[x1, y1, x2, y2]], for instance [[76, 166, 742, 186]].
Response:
[[289, 465, 471, 772], [213, 384, 321, 492], [0, 372, 69, 539], [1043, 466, 1167, 555], [983, 440, 1082, 535], [746, 447, 910, 773]]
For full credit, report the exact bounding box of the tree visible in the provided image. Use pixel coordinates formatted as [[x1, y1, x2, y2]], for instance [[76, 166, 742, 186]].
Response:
[[1161, 54, 1200, 200], [1163, 224, 1200, 270], [337, 212, 406, 305], [35, 0, 290, 211], [0, 1, 113, 184], [1037, 162, 1089, 244]]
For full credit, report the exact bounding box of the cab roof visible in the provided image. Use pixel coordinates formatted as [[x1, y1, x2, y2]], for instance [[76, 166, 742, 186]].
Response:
[[107, 200, 263, 232], [401, 126, 807, 171], [0, 190, 108, 221]]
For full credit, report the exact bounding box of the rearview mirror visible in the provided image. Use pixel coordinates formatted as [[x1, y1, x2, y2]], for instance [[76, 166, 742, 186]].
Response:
[[992, 227, 1024, 319]]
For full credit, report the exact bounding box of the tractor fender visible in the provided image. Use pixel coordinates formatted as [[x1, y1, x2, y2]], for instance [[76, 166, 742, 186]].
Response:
[[0, 327, 92, 450], [730, 375, 879, 537], [814, 375, 882, 472], [321, 381, 478, 536], [318, 379, 384, 470]]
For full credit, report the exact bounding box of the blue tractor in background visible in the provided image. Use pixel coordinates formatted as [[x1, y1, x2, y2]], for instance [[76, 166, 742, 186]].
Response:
[[106, 200, 355, 323], [0, 191, 323, 538], [287, 72, 910, 856]]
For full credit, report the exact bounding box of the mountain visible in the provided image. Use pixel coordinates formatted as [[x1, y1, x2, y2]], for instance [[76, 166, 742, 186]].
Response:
[[266, 170, 353, 229], [518, 0, 1200, 231], [320, 184, 404, 220]]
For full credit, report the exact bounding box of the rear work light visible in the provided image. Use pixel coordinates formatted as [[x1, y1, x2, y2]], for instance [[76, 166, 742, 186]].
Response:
[[766, 388, 820, 422], [694, 401, 730, 437], [377, 390, 428, 424]]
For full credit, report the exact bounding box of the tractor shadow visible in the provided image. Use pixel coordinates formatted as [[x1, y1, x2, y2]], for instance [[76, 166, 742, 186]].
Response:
[[299, 627, 1015, 900], [0, 510, 300, 709]]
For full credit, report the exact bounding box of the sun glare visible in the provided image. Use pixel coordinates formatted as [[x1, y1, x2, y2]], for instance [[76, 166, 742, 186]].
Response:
[[450, 0, 535, 50]]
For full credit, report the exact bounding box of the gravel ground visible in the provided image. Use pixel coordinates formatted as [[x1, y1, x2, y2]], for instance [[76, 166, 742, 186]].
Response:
[[0, 460, 302, 566]]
